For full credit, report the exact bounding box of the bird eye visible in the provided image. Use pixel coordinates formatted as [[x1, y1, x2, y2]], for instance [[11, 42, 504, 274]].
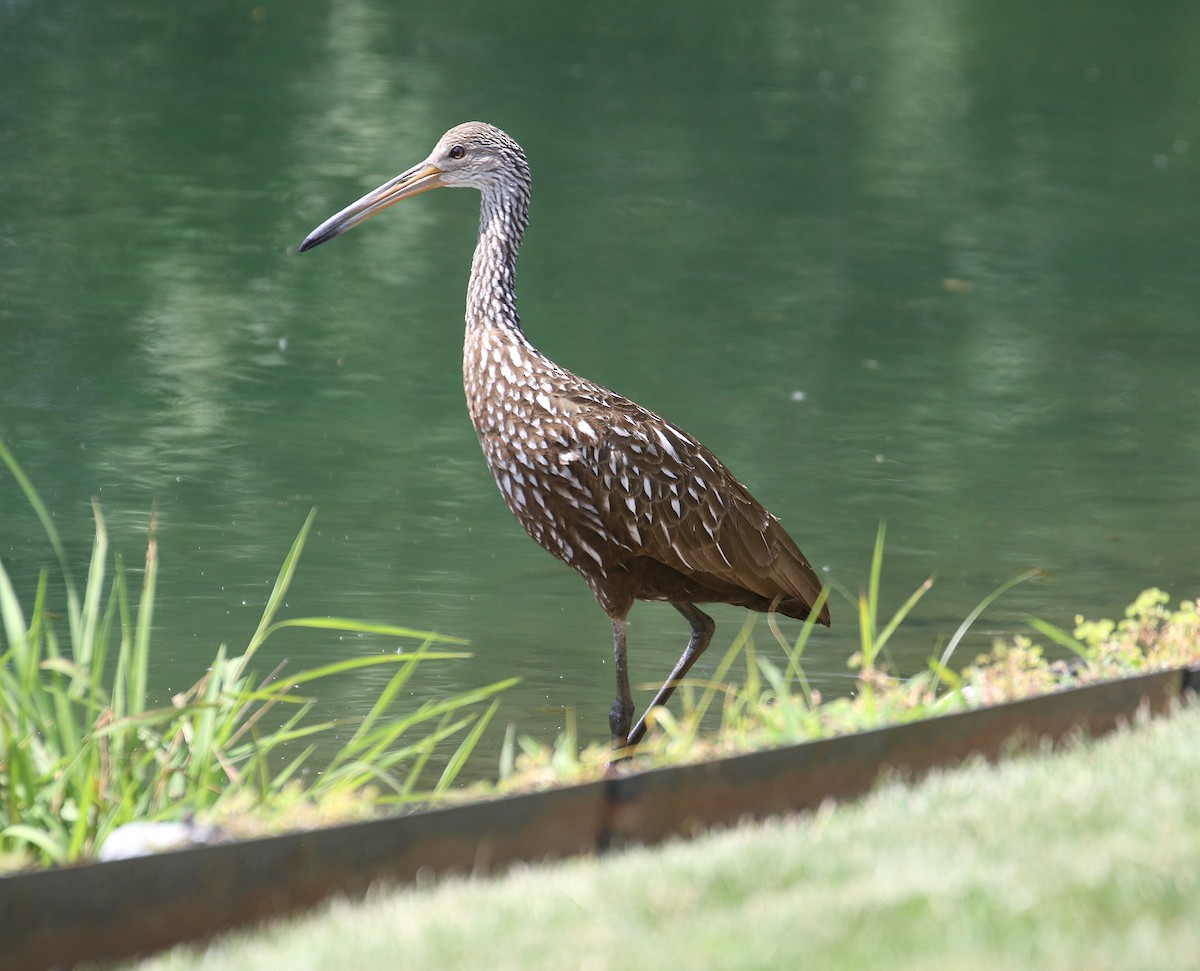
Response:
[[448, 145, 466, 160]]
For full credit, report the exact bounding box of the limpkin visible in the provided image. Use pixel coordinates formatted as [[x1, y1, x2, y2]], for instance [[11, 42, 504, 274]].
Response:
[[300, 122, 830, 750]]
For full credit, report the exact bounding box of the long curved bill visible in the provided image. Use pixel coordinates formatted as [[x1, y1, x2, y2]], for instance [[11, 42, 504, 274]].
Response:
[[298, 160, 444, 252]]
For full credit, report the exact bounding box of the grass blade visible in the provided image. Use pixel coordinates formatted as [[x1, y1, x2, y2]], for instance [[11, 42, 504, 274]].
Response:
[[1027, 616, 1090, 658], [434, 699, 502, 794], [237, 508, 317, 676], [937, 568, 1043, 669], [0, 441, 82, 640]]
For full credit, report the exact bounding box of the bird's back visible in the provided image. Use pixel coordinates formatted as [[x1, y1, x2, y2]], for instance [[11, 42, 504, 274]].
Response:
[[464, 322, 829, 626]]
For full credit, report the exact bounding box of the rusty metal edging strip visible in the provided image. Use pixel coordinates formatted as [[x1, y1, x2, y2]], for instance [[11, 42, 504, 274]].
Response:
[[599, 666, 1188, 845], [1, 666, 1192, 971]]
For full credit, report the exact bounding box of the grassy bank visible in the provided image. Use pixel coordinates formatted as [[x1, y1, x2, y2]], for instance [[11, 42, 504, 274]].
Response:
[[118, 697, 1200, 971]]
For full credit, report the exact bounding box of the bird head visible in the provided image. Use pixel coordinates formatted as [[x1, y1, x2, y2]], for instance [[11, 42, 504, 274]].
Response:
[[298, 122, 528, 252]]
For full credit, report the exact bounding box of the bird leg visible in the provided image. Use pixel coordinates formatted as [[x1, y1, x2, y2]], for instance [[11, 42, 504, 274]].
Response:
[[609, 616, 634, 747], [626, 603, 715, 748]]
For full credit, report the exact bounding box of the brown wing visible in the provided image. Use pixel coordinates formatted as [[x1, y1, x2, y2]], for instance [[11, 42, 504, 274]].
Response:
[[555, 386, 829, 625]]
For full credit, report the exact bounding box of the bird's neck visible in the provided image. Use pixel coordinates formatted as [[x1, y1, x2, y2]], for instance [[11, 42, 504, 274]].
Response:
[[462, 182, 544, 430], [466, 184, 529, 338]]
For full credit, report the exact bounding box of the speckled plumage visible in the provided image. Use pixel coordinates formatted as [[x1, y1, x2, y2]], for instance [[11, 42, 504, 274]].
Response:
[[301, 122, 830, 750]]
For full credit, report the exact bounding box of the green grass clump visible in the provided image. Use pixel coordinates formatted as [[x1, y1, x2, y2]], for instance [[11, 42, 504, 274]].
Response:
[[0, 442, 516, 867]]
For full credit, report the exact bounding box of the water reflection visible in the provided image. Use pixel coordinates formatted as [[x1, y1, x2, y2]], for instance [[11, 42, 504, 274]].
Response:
[[1, 0, 1198, 755]]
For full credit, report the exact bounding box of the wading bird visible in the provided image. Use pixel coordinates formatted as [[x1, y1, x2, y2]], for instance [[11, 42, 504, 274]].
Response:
[[300, 122, 829, 751]]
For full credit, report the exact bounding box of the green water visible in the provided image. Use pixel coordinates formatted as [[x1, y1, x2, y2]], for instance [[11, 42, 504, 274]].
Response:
[[2, 1, 1198, 750]]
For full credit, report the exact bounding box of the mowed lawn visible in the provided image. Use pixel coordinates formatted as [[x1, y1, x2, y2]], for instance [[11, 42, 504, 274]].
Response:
[[120, 700, 1200, 971]]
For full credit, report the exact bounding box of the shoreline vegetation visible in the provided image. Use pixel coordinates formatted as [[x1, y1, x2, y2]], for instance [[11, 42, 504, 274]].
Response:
[[0, 442, 515, 869], [2, 440, 1198, 869]]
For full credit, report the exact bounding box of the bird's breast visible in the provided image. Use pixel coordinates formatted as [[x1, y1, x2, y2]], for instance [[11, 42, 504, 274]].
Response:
[[463, 328, 619, 571]]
